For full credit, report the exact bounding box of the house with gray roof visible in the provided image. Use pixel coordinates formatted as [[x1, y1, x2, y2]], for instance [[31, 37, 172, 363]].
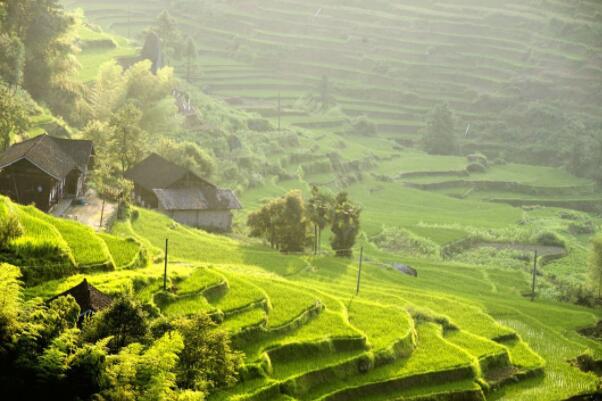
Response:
[[0, 134, 94, 211], [125, 153, 241, 232]]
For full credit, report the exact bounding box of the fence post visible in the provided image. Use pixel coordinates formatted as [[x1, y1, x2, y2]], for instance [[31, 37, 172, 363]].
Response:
[[99, 199, 105, 229], [531, 250, 538, 301], [163, 238, 169, 291], [356, 246, 364, 296]]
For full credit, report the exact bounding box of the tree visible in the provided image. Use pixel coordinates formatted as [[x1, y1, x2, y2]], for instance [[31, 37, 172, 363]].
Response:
[[306, 185, 333, 253], [174, 314, 243, 392], [109, 103, 147, 175], [2, 0, 82, 121], [150, 10, 182, 62], [422, 103, 456, 155], [84, 296, 149, 351], [247, 190, 308, 252], [330, 192, 361, 257], [100, 331, 189, 401], [0, 85, 30, 151], [0, 32, 25, 91], [184, 37, 197, 82], [158, 138, 215, 178], [319, 75, 334, 110], [589, 234, 602, 299]]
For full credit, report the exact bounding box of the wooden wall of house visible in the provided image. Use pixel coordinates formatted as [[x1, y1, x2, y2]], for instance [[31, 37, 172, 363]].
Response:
[[163, 209, 233, 232], [133, 184, 159, 208], [0, 160, 61, 211]]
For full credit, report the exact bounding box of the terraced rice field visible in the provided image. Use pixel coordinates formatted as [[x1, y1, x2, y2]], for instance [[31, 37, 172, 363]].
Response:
[[65, 0, 602, 146], [23, 206, 602, 400]]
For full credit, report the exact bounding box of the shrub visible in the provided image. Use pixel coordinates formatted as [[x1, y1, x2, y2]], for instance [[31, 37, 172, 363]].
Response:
[[534, 231, 565, 248], [372, 227, 439, 257], [466, 162, 487, 173], [349, 115, 376, 136], [0, 212, 23, 250], [467, 153, 489, 166], [247, 118, 272, 132]]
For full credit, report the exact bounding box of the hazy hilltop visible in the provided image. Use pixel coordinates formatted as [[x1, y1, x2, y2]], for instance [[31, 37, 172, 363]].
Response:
[[67, 0, 602, 172]]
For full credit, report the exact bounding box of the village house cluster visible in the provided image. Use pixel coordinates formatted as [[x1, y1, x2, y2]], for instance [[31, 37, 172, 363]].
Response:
[[0, 135, 241, 232]]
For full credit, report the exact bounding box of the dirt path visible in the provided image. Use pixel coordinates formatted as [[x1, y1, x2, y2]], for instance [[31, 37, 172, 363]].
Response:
[[64, 190, 117, 231]]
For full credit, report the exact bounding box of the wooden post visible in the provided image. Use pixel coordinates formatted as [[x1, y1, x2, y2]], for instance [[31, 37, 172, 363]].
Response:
[[163, 238, 169, 291], [99, 199, 105, 229], [531, 250, 538, 301], [356, 246, 364, 296]]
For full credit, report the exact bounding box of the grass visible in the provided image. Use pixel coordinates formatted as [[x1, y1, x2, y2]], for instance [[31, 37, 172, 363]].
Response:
[[98, 234, 143, 268]]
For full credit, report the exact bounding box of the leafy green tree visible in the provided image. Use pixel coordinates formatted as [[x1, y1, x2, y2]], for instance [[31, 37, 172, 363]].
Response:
[[330, 192, 361, 257], [109, 103, 148, 175], [422, 103, 456, 155], [0, 32, 25, 90], [0, 85, 30, 151], [174, 314, 243, 392], [151, 10, 182, 61], [247, 190, 308, 252], [184, 37, 197, 82], [589, 234, 602, 298], [158, 138, 215, 178], [84, 296, 149, 351], [319, 75, 334, 110], [0, 263, 22, 351], [2, 0, 82, 120], [306, 185, 333, 253], [100, 331, 188, 401]]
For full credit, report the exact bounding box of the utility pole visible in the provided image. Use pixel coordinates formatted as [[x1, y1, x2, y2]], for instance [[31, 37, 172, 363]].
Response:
[[356, 246, 364, 296], [163, 238, 169, 291], [531, 250, 538, 302], [314, 225, 318, 256], [99, 199, 105, 229]]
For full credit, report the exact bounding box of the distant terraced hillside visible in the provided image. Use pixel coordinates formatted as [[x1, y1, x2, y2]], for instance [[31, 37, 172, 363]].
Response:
[[65, 0, 602, 162]]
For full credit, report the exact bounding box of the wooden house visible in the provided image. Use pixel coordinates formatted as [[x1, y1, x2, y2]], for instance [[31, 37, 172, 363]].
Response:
[[125, 153, 241, 232], [0, 135, 94, 212]]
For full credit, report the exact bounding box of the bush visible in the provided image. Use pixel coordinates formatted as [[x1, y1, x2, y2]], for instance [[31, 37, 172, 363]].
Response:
[[372, 227, 439, 257], [466, 162, 487, 173], [0, 213, 23, 250], [467, 153, 488, 166], [247, 118, 272, 132], [534, 231, 565, 248], [349, 115, 376, 136]]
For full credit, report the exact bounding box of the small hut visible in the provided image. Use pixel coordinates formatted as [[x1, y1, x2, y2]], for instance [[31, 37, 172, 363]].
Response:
[[48, 279, 112, 320]]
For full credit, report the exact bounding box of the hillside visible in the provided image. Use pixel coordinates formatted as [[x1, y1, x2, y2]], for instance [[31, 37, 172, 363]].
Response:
[[64, 0, 602, 168], [0, 196, 147, 283], [3, 1, 601, 400], [21, 205, 602, 401]]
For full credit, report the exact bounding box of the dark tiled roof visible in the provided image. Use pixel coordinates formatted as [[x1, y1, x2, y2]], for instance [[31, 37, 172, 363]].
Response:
[[48, 278, 112, 313], [153, 187, 242, 211], [125, 153, 215, 191], [0, 135, 93, 180]]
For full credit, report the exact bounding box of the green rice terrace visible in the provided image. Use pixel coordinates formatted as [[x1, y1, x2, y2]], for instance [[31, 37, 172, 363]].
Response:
[[64, 0, 602, 160], [10, 184, 602, 401]]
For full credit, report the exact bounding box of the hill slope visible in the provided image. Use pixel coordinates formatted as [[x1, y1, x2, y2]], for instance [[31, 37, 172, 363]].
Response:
[[22, 206, 602, 400], [65, 0, 602, 167]]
